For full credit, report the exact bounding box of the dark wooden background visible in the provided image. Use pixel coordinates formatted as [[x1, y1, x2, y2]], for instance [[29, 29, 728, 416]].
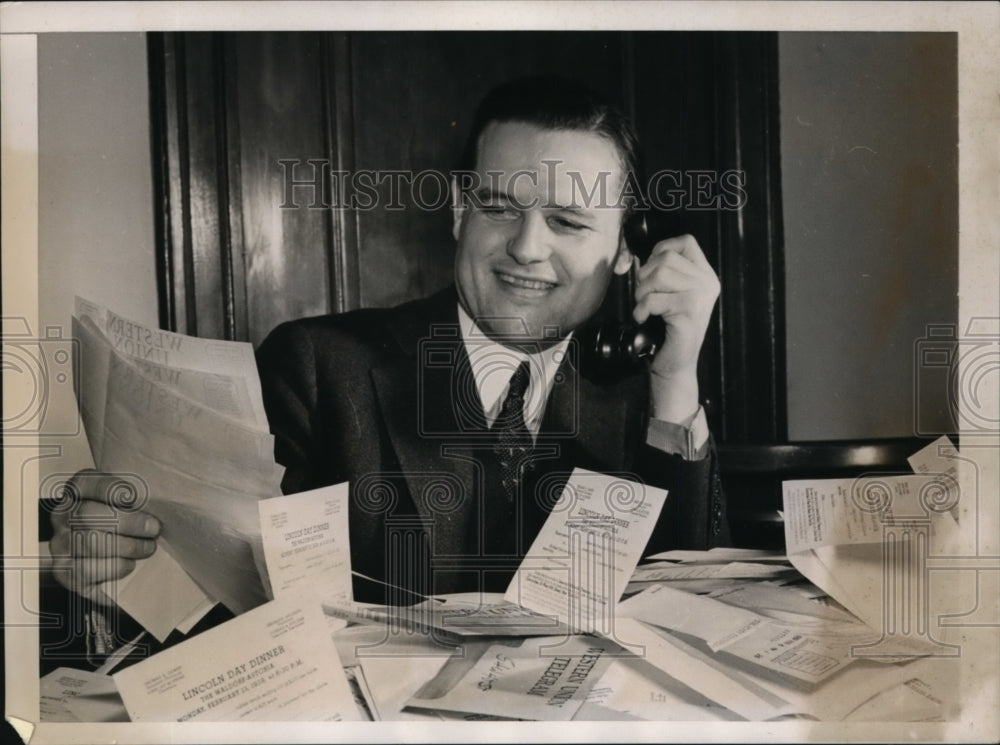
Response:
[[147, 31, 924, 547]]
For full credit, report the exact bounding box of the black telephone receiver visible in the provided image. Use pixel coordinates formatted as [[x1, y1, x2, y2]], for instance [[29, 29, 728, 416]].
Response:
[[579, 212, 667, 380]]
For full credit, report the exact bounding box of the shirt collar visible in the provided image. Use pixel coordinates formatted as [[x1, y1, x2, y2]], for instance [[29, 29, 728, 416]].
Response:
[[457, 303, 571, 434]]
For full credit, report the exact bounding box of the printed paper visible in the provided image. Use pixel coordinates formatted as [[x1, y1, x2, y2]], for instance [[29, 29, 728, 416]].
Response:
[[505, 467, 668, 632], [113, 595, 360, 722]]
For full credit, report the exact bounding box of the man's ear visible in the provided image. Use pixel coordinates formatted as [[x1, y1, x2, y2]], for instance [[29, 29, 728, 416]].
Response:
[[451, 176, 466, 242], [613, 234, 634, 276]]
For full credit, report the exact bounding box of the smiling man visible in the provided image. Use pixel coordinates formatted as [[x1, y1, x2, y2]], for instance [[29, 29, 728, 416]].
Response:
[[453, 122, 635, 343], [254, 76, 730, 598], [52, 76, 730, 611]]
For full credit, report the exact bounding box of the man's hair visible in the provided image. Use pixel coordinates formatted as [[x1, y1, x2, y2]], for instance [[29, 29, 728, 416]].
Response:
[[458, 75, 643, 197]]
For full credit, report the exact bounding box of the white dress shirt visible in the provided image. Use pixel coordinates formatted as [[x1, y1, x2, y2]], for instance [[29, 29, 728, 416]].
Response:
[[457, 304, 709, 459], [457, 304, 569, 438]]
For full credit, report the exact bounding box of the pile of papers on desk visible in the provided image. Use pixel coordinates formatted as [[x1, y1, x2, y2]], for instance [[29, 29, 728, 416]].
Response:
[[53, 307, 966, 722], [42, 458, 962, 723]]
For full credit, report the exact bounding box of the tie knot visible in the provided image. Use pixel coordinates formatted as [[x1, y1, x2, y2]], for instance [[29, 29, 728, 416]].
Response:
[[491, 360, 531, 432]]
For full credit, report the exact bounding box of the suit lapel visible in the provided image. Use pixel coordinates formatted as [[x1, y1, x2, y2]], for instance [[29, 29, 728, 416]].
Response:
[[369, 289, 483, 556], [540, 336, 637, 472]]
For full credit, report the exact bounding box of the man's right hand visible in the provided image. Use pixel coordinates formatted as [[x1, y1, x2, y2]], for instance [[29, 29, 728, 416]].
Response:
[[49, 470, 161, 605]]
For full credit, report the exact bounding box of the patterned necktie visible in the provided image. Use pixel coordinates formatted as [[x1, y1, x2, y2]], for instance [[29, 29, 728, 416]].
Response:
[[490, 360, 532, 501]]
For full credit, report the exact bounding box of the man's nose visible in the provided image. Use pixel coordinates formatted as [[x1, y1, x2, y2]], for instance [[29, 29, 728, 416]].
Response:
[[505, 212, 551, 264]]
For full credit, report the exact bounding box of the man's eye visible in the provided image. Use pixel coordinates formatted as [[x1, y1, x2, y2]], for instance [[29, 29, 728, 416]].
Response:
[[549, 216, 586, 232], [479, 205, 518, 220]]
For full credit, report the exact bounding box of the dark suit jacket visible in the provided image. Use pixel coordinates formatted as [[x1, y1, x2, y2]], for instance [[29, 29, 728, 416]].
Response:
[[256, 286, 728, 600]]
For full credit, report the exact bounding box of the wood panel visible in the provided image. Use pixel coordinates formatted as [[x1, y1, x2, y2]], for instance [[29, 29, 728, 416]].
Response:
[[230, 32, 334, 345], [324, 33, 361, 314], [148, 32, 191, 334], [149, 33, 248, 341], [630, 33, 785, 446], [147, 32, 180, 331], [631, 32, 724, 436], [718, 34, 787, 445]]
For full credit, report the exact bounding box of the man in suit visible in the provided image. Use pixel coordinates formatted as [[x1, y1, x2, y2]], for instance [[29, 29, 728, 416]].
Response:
[[51, 76, 728, 614], [255, 77, 729, 600]]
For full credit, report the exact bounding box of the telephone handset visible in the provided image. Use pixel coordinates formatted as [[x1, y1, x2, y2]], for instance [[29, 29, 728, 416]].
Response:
[[589, 314, 666, 366], [578, 213, 667, 380]]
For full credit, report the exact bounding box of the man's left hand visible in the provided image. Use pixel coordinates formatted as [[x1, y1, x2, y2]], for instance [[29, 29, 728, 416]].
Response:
[[632, 234, 720, 422]]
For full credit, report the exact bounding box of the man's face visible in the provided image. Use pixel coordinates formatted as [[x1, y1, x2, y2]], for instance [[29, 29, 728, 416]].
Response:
[[452, 122, 633, 346]]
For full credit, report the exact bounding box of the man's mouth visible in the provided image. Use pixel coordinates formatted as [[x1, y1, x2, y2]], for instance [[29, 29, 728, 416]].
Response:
[[495, 271, 558, 291]]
